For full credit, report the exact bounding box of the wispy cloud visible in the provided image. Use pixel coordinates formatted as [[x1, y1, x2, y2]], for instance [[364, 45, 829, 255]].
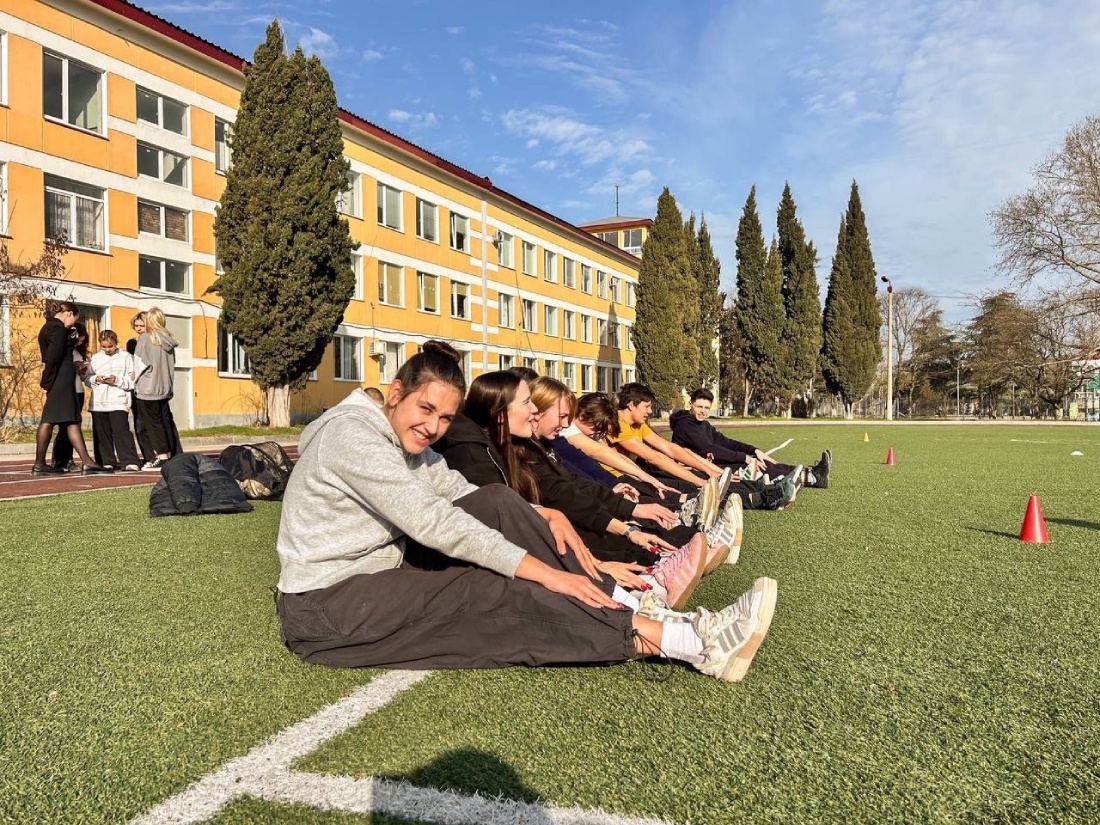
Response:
[[296, 26, 339, 59], [388, 109, 440, 129], [362, 49, 383, 62], [501, 106, 650, 167], [506, 21, 636, 104], [445, 26, 465, 35]]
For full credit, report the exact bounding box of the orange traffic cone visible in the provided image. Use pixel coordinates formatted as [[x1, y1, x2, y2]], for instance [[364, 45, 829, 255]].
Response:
[[1019, 495, 1050, 544], [885, 447, 896, 466], [863, 432, 870, 442]]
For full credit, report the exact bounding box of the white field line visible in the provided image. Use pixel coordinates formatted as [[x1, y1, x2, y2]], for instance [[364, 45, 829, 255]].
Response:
[[1008, 439, 1057, 444], [765, 438, 793, 455], [131, 668, 675, 825]]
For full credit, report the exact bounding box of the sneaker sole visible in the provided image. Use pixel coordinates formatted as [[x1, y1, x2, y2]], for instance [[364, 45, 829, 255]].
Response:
[[668, 534, 709, 611], [724, 495, 744, 565], [700, 480, 720, 531], [702, 542, 730, 576], [722, 577, 777, 683]]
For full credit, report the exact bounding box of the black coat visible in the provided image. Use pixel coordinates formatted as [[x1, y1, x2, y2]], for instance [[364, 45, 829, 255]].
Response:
[[432, 413, 509, 488], [668, 409, 756, 467], [149, 453, 253, 517], [38, 317, 70, 392], [523, 439, 635, 534]]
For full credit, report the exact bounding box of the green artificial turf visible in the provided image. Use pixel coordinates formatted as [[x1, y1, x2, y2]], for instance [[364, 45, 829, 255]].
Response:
[[2, 425, 1099, 823]]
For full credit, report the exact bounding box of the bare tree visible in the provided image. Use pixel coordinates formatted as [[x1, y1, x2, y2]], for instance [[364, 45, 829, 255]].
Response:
[[991, 115, 1100, 289], [1025, 288, 1100, 417], [879, 286, 938, 414]]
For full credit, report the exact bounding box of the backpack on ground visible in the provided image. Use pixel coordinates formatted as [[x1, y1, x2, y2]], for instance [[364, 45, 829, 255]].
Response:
[[217, 441, 294, 501]]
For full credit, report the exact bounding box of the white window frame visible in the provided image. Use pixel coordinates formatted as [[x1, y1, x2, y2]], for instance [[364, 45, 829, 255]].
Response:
[[610, 276, 621, 303], [136, 86, 187, 135], [626, 324, 634, 351], [563, 361, 575, 390], [377, 341, 404, 383], [377, 261, 404, 307], [377, 183, 403, 231], [138, 255, 189, 295], [543, 250, 556, 283], [563, 310, 575, 341], [598, 318, 609, 346], [581, 364, 593, 392], [499, 354, 514, 370], [597, 270, 607, 299], [543, 360, 558, 379], [581, 314, 592, 344], [338, 170, 361, 218], [498, 231, 514, 268], [596, 230, 617, 245], [137, 200, 189, 242], [351, 252, 364, 300], [522, 299, 537, 333], [217, 322, 251, 377], [417, 271, 439, 314], [334, 334, 362, 381], [522, 241, 537, 276], [562, 257, 575, 289], [450, 213, 469, 252], [0, 31, 7, 108], [524, 357, 538, 370], [415, 198, 438, 242], [42, 50, 104, 135], [544, 305, 557, 337], [627, 282, 636, 307], [137, 141, 188, 187], [623, 228, 643, 253], [214, 118, 232, 174], [581, 265, 592, 294], [498, 293, 514, 328], [608, 320, 619, 349], [44, 175, 105, 251], [451, 281, 471, 319]]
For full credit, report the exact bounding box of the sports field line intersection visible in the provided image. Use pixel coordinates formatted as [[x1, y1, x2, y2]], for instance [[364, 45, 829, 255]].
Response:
[[132, 669, 675, 825]]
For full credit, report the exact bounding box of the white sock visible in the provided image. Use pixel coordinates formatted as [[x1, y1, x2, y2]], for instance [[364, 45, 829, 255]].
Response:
[[612, 586, 640, 612], [638, 575, 667, 599], [661, 620, 705, 664]]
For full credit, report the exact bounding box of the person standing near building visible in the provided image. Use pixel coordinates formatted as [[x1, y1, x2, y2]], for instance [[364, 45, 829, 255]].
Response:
[[87, 329, 143, 471], [134, 307, 182, 471], [50, 321, 91, 472]]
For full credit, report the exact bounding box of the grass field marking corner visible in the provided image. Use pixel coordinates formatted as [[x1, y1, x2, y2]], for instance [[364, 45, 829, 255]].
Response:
[[130, 668, 678, 825]]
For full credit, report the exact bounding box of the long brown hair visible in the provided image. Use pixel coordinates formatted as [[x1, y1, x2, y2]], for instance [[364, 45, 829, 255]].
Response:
[[463, 371, 540, 503]]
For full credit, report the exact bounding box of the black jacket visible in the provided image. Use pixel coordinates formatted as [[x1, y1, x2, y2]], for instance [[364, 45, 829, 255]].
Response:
[[668, 409, 756, 467], [433, 413, 509, 487], [38, 317, 71, 392], [149, 453, 254, 517], [522, 438, 635, 534]]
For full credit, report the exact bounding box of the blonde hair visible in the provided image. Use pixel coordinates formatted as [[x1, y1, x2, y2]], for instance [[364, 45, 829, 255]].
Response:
[[144, 307, 169, 347], [530, 376, 575, 418]]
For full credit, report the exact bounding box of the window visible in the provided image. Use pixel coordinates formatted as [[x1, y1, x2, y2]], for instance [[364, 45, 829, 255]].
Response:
[[581, 364, 593, 392], [138, 141, 187, 187], [597, 270, 607, 299], [338, 171, 361, 218], [543, 250, 556, 282], [499, 354, 514, 370], [0, 162, 7, 236], [136, 87, 186, 135], [497, 231, 514, 268], [581, 265, 592, 294], [608, 320, 619, 349], [42, 51, 102, 134], [598, 318, 609, 346], [214, 118, 231, 173], [596, 230, 617, 245], [378, 261, 403, 306], [581, 314, 592, 343], [611, 367, 622, 390], [217, 322, 250, 376], [522, 241, 536, 276], [138, 200, 188, 241], [524, 357, 538, 370], [450, 213, 469, 252], [451, 281, 470, 319], [625, 325, 634, 351], [544, 305, 557, 337], [139, 256, 188, 294], [417, 272, 439, 313], [44, 175, 104, 250], [562, 257, 575, 289], [563, 362, 575, 390], [498, 294, 514, 328], [0, 31, 6, 108], [351, 252, 364, 300], [598, 366, 610, 392], [543, 360, 558, 379], [334, 335, 362, 381], [416, 198, 438, 242], [623, 228, 643, 254], [377, 183, 402, 230], [627, 282, 636, 307], [610, 276, 621, 303], [378, 341, 403, 383], [563, 310, 575, 340], [521, 299, 537, 333]]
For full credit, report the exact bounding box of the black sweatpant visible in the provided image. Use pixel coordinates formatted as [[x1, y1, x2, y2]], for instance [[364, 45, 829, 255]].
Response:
[[134, 398, 181, 457], [276, 485, 637, 670], [91, 410, 141, 467]]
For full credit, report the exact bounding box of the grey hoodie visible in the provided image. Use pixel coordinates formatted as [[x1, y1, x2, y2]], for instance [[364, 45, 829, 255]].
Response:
[[134, 330, 178, 400], [276, 389, 527, 594]]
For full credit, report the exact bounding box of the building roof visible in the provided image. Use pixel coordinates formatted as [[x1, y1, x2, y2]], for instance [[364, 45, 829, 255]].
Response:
[[578, 216, 654, 231], [83, 0, 641, 270]]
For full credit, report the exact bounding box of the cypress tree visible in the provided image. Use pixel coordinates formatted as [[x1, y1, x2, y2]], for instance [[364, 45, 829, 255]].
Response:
[[211, 21, 355, 426], [821, 182, 881, 417], [634, 187, 698, 410], [681, 212, 704, 392], [734, 187, 783, 415], [776, 183, 822, 417], [695, 216, 723, 390]]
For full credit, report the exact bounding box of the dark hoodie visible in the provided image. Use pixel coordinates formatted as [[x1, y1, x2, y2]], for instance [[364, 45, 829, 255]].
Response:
[[433, 413, 509, 488], [668, 409, 757, 467]]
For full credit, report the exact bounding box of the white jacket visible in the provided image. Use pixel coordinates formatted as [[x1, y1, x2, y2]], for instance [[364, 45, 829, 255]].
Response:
[[86, 349, 137, 412]]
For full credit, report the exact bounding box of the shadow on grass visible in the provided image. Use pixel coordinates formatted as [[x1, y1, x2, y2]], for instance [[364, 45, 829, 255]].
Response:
[[1047, 517, 1100, 531], [966, 527, 1020, 540], [388, 747, 543, 807]]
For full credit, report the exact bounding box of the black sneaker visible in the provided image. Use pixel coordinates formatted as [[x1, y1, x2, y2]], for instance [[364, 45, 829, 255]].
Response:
[[813, 450, 832, 489], [31, 464, 64, 475]]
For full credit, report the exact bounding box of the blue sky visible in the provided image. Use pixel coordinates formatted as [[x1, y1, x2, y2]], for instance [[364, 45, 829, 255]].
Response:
[[150, 0, 1100, 322]]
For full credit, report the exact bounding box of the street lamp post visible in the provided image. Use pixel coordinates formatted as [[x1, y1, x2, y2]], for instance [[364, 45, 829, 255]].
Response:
[[881, 275, 893, 421]]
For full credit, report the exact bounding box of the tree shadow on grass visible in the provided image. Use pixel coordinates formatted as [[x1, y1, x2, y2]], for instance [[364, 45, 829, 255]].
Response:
[[388, 747, 542, 806], [1047, 517, 1100, 531]]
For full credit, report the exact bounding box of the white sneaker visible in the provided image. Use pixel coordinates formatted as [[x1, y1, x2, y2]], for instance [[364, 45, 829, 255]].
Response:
[[706, 494, 744, 567], [699, 477, 720, 531], [636, 590, 691, 623], [692, 577, 777, 683], [715, 466, 733, 502]]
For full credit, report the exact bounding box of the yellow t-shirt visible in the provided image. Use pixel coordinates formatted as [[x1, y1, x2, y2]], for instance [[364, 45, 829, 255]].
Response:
[[600, 416, 654, 476]]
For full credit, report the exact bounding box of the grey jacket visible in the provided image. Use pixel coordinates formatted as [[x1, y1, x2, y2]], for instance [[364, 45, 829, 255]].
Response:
[[276, 389, 527, 594], [134, 331, 178, 400]]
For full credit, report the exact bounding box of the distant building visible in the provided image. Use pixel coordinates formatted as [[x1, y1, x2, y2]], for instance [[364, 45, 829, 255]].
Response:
[[578, 217, 652, 259]]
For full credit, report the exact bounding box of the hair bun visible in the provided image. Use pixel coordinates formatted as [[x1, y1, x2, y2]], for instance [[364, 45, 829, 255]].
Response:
[[421, 339, 462, 365]]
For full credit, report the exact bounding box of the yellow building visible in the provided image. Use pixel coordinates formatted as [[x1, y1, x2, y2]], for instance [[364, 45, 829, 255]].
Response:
[[578, 216, 653, 258], [0, 0, 638, 426]]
